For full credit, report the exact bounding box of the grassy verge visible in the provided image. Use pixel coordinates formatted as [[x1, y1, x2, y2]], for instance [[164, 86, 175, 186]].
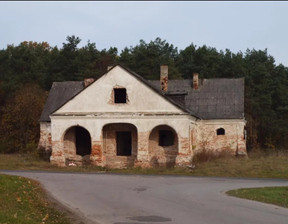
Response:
[[0, 151, 288, 179], [0, 174, 70, 224], [227, 186, 288, 208]]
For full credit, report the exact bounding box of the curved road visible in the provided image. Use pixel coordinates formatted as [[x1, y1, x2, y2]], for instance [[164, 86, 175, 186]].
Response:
[[2, 171, 288, 224]]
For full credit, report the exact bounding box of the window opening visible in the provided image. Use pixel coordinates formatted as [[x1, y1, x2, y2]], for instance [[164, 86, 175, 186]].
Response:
[[217, 128, 225, 135], [116, 131, 132, 156], [114, 88, 127, 103], [159, 130, 174, 146]]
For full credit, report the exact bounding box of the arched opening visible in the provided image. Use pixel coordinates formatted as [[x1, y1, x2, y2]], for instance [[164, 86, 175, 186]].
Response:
[[149, 125, 178, 168], [63, 126, 91, 164], [102, 123, 137, 168]]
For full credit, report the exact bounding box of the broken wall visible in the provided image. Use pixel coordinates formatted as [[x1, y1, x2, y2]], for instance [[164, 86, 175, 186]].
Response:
[[194, 120, 246, 155], [49, 114, 195, 168], [38, 122, 51, 152]]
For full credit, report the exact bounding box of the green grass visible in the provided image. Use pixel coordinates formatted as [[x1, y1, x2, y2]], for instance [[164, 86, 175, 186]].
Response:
[[0, 151, 288, 179], [0, 174, 70, 224], [227, 186, 288, 208]]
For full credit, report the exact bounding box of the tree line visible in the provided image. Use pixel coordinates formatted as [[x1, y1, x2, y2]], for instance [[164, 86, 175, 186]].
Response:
[[0, 35, 287, 153]]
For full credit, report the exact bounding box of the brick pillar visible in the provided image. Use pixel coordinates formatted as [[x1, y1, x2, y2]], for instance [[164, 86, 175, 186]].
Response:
[[90, 141, 103, 166], [237, 134, 247, 156], [50, 141, 66, 167], [135, 132, 150, 168], [175, 136, 192, 166]]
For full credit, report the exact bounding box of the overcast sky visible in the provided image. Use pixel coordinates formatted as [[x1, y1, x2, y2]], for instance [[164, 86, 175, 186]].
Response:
[[1, 1, 288, 66]]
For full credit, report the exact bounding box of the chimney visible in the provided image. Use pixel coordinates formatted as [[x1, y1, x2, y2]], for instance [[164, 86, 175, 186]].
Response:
[[160, 65, 168, 92], [84, 78, 95, 87], [193, 73, 199, 90]]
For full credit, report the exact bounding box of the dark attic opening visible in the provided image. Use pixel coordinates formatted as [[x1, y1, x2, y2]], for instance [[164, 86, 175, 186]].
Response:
[[114, 88, 127, 103], [116, 131, 132, 156], [159, 130, 175, 146], [217, 128, 225, 136], [75, 126, 91, 156]]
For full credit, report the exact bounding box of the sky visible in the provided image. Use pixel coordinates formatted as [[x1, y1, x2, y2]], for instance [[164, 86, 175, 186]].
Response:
[[1, 1, 288, 66]]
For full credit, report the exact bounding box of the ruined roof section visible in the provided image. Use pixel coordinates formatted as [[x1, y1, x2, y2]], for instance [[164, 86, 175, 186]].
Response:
[[39, 81, 84, 122], [119, 65, 194, 116], [40, 64, 244, 122], [148, 78, 245, 119]]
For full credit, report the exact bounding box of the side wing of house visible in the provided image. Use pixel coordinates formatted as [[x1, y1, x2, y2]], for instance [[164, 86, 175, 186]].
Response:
[[149, 76, 247, 156]]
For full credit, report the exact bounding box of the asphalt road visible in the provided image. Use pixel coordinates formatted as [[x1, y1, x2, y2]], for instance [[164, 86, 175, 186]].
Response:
[[2, 171, 288, 224]]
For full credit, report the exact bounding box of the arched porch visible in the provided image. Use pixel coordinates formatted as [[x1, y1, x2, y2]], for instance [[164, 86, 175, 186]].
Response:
[[148, 125, 179, 168], [102, 123, 138, 168], [63, 126, 91, 165]]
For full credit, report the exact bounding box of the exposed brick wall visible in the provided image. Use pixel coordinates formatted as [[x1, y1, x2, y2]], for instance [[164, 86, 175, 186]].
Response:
[[63, 127, 76, 156], [195, 121, 246, 155], [175, 136, 191, 166], [50, 141, 65, 167], [37, 122, 52, 152], [48, 118, 246, 168], [134, 131, 150, 168], [90, 141, 103, 166]]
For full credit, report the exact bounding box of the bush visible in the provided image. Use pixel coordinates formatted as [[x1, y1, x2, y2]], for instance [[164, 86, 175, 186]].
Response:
[[36, 146, 51, 161], [0, 139, 16, 153]]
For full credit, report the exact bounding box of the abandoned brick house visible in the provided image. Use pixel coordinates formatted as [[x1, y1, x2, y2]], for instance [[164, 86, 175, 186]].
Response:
[[38, 64, 246, 168]]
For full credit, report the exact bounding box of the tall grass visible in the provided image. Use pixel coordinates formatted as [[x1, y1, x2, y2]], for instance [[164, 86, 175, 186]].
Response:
[[0, 150, 288, 179]]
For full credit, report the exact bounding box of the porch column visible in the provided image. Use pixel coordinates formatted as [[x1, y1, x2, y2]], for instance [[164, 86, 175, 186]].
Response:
[[175, 135, 192, 166], [90, 131, 104, 166], [175, 124, 193, 166], [135, 131, 150, 168], [50, 141, 65, 167]]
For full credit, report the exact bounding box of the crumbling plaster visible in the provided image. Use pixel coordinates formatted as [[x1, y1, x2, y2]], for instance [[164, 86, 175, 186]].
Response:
[[38, 122, 52, 152], [195, 119, 246, 154], [44, 65, 247, 168], [49, 114, 196, 167]]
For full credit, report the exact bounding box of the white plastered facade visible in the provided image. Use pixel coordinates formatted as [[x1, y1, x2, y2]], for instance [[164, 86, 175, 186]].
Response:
[[47, 65, 246, 167]]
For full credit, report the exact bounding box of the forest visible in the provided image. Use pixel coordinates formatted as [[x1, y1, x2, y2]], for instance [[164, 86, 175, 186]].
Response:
[[0, 35, 287, 153]]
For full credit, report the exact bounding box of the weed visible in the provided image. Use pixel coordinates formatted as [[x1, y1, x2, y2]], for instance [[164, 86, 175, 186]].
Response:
[[191, 148, 234, 164]]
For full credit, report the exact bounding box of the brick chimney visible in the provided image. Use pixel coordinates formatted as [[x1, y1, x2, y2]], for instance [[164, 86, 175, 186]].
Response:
[[160, 65, 168, 92], [84, 78, 95, 87], [193, 73, 199, 90]]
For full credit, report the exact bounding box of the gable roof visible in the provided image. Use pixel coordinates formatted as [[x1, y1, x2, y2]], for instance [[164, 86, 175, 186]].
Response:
[[148, 78, 245, 119], [40, 64, 245, 122], [39, 81, 84, 122]]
